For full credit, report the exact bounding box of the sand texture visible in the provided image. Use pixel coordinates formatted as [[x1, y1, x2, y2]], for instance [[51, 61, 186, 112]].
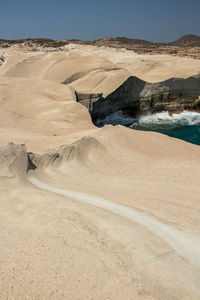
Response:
[[1, 44, 200, 299]]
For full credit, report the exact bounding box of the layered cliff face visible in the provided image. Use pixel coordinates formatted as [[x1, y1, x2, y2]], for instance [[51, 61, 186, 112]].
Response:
[[82, 75, 200, 123]]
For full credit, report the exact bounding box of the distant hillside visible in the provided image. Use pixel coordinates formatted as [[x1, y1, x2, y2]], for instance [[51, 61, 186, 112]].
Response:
[[94, 35, 200, 48], [0, 35, 200, 48], [90, 37, 155, 47], [0, 38, 66, 48], [169, 35, 200, 47]]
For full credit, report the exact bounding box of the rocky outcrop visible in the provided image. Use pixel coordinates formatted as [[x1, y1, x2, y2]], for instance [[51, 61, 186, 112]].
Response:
[[85, 75, 200, 123], [0, 137, 105, 179], [0, 143, 28, 179], [28, 136, 106, 170]]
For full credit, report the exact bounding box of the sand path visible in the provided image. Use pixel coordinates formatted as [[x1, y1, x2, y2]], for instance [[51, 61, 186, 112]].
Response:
[[29, 175, 200, 269]]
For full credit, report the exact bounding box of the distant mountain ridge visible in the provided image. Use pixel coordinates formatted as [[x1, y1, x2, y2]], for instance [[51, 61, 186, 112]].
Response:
[[91, 35, 200, 47], [169, 35, 200, 47], [0, 34, 199, 47]]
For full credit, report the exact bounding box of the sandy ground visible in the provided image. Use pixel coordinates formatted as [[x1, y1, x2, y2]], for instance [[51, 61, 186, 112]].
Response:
[[1, 44, 200, 299], [29, 175, 200, 268]]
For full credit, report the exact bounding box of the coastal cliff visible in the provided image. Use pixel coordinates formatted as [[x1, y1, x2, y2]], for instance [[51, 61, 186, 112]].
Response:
[[76, 75, 200, 123]]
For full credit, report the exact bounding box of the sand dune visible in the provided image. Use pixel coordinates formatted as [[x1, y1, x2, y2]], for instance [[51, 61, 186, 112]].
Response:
[[1, 44, 200, 299]]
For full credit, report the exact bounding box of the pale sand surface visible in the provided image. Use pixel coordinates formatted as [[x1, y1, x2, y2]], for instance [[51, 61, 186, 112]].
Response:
[[1, 44, 200, 299]]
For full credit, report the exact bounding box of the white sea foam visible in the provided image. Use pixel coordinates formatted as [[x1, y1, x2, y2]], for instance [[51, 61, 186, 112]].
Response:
[[135, 111, 200, 128], [96, 110, 200, 129]]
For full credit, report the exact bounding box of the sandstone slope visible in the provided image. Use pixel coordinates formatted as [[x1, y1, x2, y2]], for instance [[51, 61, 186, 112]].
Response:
[[1, 44, 200, 299]]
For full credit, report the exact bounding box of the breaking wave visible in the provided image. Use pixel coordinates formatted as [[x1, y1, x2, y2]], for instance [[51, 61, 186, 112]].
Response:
[[130, 111, 200, 130]]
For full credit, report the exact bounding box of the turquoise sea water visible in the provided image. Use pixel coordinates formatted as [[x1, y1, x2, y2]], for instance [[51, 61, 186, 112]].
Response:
[[161, 124, 200, 145], [95, 111, 200, 146], [130, 111, 200, 146], [131, 121, 200, 145]]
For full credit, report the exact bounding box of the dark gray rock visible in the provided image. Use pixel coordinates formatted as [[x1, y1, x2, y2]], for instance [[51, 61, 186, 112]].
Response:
[[80, 75, 200, 122], [0, 53, 6, 66]]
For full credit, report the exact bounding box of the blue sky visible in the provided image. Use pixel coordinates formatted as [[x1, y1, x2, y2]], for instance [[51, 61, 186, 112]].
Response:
[[0, 0, 199, 42]]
